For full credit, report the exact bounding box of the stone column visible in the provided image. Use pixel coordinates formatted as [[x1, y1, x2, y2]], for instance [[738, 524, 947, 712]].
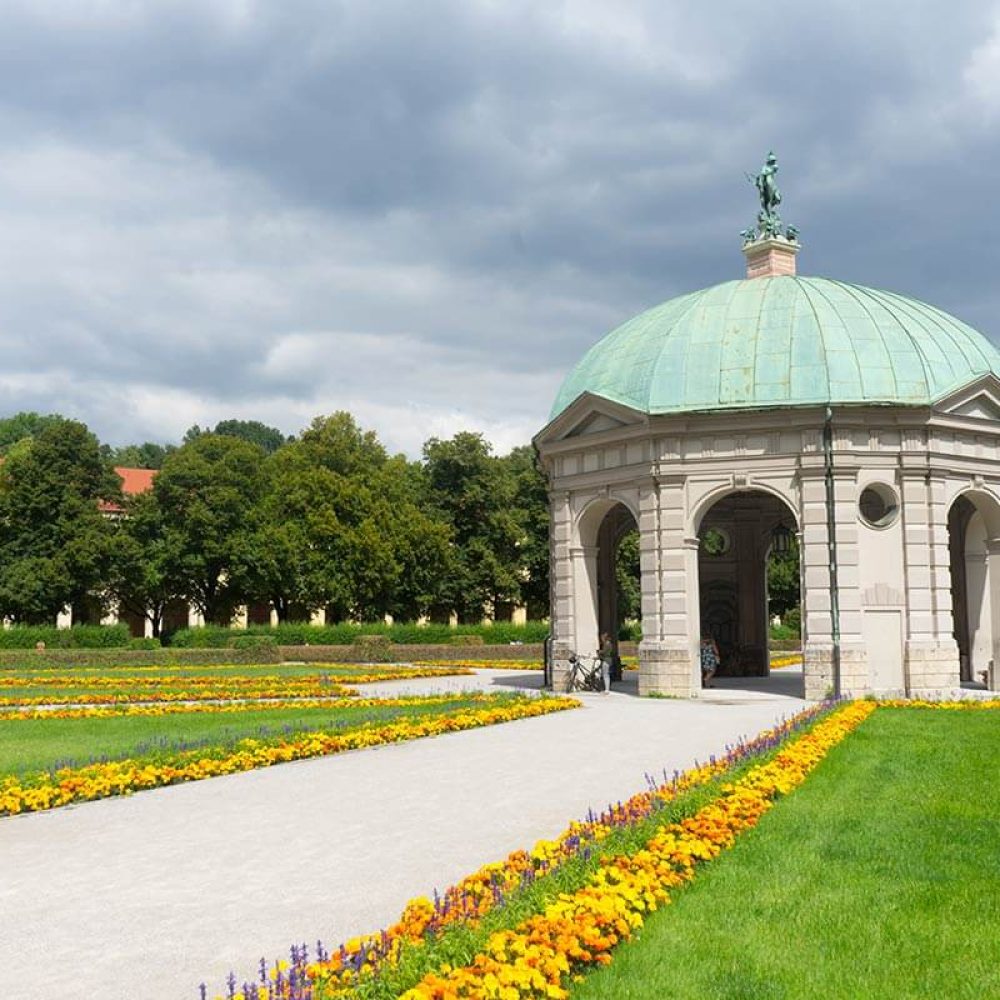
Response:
[[549, 490, 576, 691], [985, 540, 1000, 693], [900, 467, 960, 696], [638, 476, 698, 697], [799, 460, 867, 699]]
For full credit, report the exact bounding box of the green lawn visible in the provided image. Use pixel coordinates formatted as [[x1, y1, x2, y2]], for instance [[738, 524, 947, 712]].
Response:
[[0, 694, 511, 777], [571, 708, 999, 1000]]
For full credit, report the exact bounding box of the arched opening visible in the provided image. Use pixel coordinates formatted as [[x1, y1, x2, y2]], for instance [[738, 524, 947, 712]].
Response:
[[948, 491, 1000, 688], [573, 499, 639, 682], [696, 489, 799, 681]]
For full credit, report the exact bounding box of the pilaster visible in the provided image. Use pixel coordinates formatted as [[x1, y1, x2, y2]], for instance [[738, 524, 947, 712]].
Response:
[[900, 470, 960, 695], [799, 464, 869, 696], [638, 477, 698, 697]]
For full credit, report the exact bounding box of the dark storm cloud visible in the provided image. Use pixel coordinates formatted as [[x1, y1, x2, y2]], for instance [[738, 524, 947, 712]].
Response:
[[0, 0, 998, 453]]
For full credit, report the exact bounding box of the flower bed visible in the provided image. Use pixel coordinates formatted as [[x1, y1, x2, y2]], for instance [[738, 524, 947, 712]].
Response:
[[769, 654, 803, 669], [0, 666, 474, 707], [0, 696, 577, 816], [0, 692, 506, 723], [411, 658, 642, 672]]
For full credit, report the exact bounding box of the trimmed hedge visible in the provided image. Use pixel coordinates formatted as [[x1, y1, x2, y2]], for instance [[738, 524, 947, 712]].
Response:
[[279, 643, 549, 663], [0, 624, 131, 649], [168, 621, 552, 648]]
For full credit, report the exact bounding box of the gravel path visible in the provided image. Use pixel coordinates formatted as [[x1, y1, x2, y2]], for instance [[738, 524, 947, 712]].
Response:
[[0, 668, 809, 1000]]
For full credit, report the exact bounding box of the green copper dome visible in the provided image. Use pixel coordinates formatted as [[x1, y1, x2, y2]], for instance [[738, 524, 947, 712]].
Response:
[[551, 276, 1000, 418]]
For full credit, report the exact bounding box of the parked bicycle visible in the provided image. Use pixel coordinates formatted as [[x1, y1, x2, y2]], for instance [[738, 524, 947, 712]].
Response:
[[568, 651, 604, 692]]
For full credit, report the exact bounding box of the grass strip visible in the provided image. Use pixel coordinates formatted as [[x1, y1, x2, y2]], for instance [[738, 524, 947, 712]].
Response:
[[0, 695, 577, 816], [570, 705, 1000, 1000], [0, 694, 521, 777]]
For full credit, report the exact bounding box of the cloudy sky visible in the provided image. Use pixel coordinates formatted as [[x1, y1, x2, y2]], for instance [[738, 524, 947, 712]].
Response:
[[1, 1, 999, 456]]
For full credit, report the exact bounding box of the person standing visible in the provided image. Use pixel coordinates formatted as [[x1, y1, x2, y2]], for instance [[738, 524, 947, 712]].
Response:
[[598, 632, 614, 694], [700, 632, 720, 688]]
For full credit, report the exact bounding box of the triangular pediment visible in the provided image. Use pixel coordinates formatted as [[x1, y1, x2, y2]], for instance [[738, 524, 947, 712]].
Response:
[[935, 373, 1000, 422], [533, 392, 646, 446], [566, 411, 629, 436]]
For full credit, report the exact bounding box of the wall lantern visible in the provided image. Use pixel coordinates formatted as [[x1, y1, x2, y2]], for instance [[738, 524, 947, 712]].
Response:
[[772, 523, 793, 554]]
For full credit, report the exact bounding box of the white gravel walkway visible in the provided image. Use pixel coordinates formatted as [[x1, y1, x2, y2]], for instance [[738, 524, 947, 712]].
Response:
[[0, 668, 809, 1000]]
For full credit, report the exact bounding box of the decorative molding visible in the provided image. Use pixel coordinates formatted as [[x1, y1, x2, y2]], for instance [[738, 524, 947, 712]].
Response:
[[863, 583, 905, 608]]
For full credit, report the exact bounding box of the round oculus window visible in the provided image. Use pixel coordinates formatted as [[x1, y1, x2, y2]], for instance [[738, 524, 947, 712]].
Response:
[[700, 527, 731, 555], [859, 484, 899, 528]]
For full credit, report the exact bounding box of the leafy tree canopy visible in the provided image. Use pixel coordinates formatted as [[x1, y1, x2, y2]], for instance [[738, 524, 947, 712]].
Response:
[[153, 434, 266, 624], [211, 419, 291, 454], [107, 441, 175, 469], [422, 432, 523, 622], [0, 411, 64, 455], [0, 418, 120, 623]]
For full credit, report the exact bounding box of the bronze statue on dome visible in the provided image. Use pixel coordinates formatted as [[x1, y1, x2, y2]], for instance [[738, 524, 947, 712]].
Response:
[[742, 152, 799, 244]]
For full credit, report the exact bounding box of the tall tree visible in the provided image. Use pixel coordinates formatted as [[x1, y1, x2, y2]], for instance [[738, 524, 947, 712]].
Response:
[[246, 418, 451, 623], [503, 445, 551, 619], [295, 411, 388, 478], [366, 455, 453, 622], [422, 432, 522, 622], [0, 419, 120, 623], [108, 490, 184, 637], [154, 434, 265, 624], [245, 456, 357, 622]]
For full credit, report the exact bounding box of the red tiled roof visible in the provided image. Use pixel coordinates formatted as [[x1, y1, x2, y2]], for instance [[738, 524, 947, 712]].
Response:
[[100, 466, 157, 513], [116, 466, 156, 496]]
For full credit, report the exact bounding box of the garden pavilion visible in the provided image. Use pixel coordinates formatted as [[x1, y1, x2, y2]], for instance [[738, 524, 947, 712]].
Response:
[[534, 167, 1000, 700]]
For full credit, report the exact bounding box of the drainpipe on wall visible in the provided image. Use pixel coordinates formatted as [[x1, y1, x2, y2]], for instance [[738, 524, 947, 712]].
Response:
[[823, 405, 842, 699]]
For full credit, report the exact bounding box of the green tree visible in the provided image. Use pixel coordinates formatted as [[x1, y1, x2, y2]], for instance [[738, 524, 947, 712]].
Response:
[[0, 411, 63, 455], [108, 490, 184, 637], [245, 456, 357, 622], [422, 432, 522, 622], [503, 445, 550, 619], [0, 419, 120, 623], [295, 411, 388, 477], [370, 455, 453, 622], [246, 417, 452, 623], [212, 419, 291, 455], [615, 527, 641, 625], [767, 538, 800, 618], [153, 434, 265, 624], [109, 442, 174, 469]]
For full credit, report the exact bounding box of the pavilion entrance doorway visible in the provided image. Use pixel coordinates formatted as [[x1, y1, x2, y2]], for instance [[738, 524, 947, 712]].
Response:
[[573, 499, 639, 684], [948, 490, 1000, 687], [696, 489, 799, 680]]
